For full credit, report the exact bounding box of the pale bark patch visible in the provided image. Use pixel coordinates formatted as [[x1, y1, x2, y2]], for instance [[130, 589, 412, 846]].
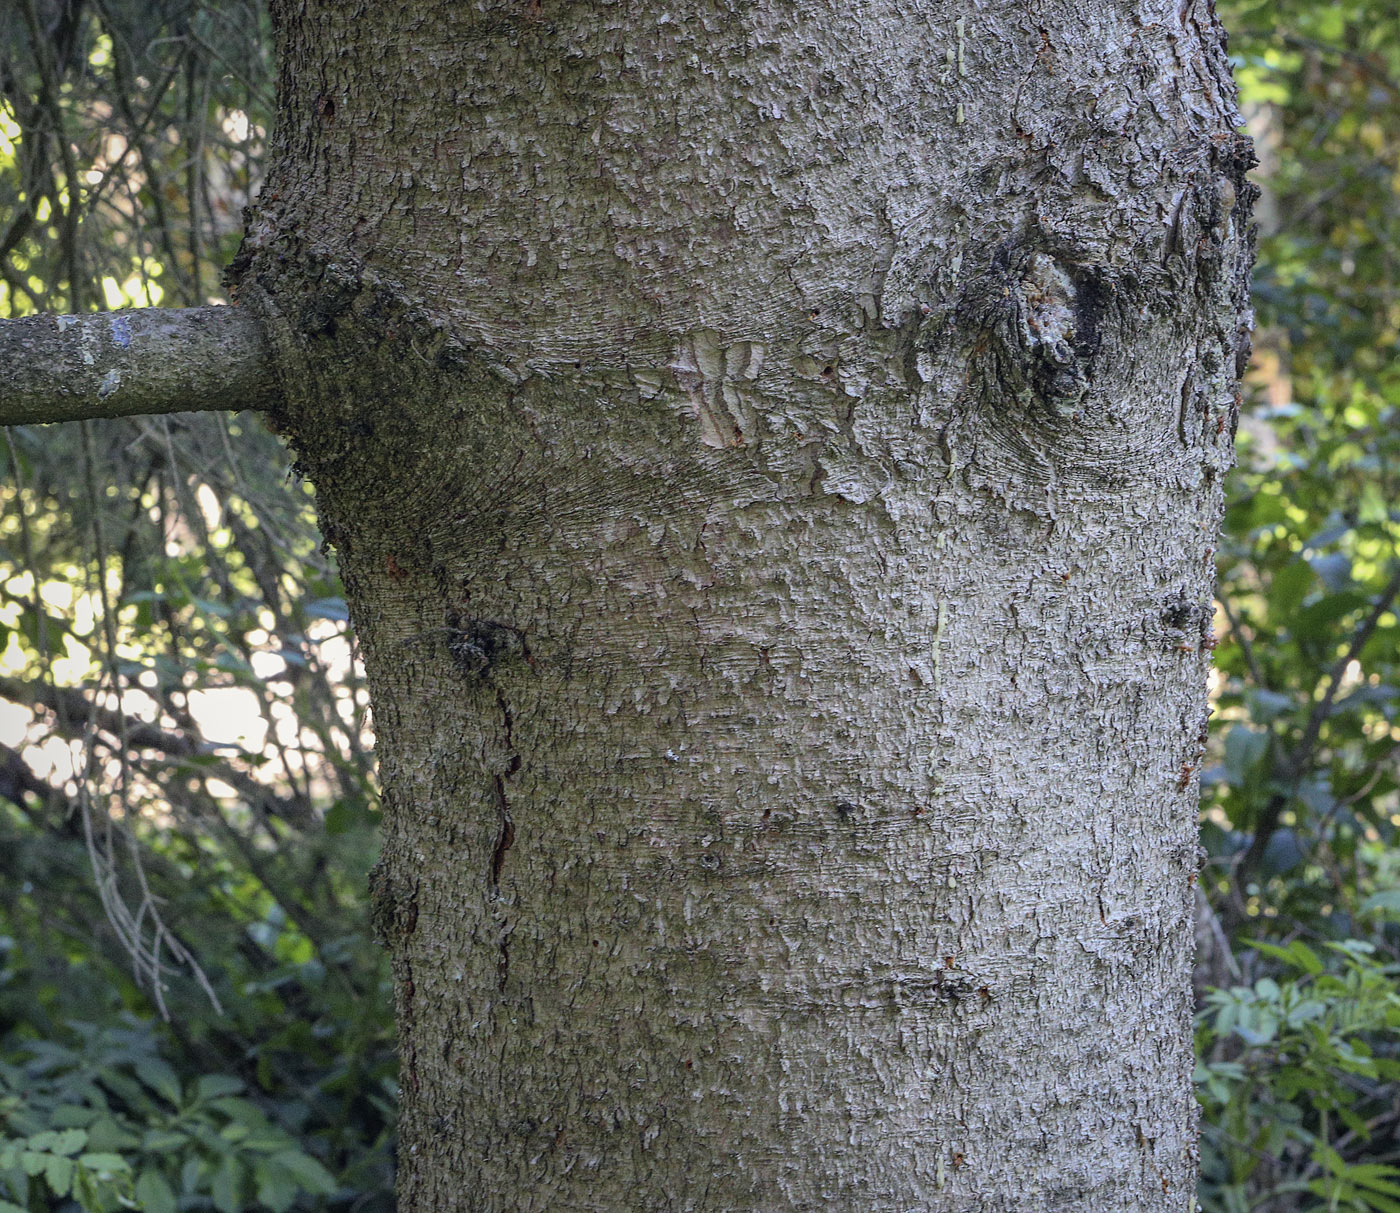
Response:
[[670, 328, 766, 449]]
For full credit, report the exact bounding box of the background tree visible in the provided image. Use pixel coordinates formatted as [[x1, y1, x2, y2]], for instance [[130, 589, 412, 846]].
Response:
[[1195, 0, 1400, 1209], [0, 4, 393, 1210]]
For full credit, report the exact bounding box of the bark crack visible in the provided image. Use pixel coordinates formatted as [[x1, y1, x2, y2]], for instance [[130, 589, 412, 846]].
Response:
[[489, 683, 521, 991], [489, 683, 521, 888]]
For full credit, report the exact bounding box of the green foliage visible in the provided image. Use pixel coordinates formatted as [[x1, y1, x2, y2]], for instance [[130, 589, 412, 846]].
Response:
[[1200, 0, 1400, 1206], [1198, 922, 1400, 1211], [1207, 0, 1400, 917], [0, 4, 394, 1208], [0, 0, 268, 315], [0, 1018, 340, 1212]]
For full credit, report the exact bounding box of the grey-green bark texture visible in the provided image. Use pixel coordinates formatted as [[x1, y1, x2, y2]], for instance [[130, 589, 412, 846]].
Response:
[[231, 0, 1255, 1209]]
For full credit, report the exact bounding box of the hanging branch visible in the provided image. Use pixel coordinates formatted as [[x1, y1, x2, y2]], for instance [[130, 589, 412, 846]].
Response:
[[78, 421, 223, 1018]]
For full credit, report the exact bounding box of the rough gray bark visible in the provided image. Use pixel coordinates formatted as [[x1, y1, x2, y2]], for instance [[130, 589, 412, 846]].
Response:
[[5, 0, 1255, 1208], [0, 306, 277, 424]]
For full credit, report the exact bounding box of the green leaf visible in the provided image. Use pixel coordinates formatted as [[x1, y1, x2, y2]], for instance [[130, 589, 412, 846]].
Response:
[[1223, 725, 1270, 786], [15, 607, 71, 649], [208, 1096, 267, 1126], [134, 1169, 177, 1213], [1347, 1187, 1400, 1213], [180, 1156, 201, 1195], [48, 1128, 86, 1157], [1362, 890, 1400, 915], [1347, 1164, 1400, 1197], [77, 1152, 128, 1173], [269, 1149, 336, 1195], [1286, 999, 1326, 1026], [85, 1117, 137, 1153], [1245, 938, 1323, 975], [194, 1074, 245, 1101], [253, 1159, 298, 1213], [324, 798, 371, 835], [1293, 590, 1370, 640], [134, 1058, 181, 1105], [1246, 688, 1295, 722], [48, 1106, 95, 1129], [211, 1155, 243, 1213], [305, 597, 348, 621], [1270, 560, 1315, 623], [189, 595, 232, 619], [1285, 941, 1323, 976], [213, 651, 255, 676], [43, 1152, 73, 1197]]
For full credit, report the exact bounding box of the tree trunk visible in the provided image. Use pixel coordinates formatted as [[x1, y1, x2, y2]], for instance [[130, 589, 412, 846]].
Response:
[[231, 1, 1255, 1208]]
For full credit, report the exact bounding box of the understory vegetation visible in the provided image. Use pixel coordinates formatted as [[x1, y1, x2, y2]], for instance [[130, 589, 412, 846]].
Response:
[[1194, 1, 1400, 1208], [0, 1, 1397, 1209]]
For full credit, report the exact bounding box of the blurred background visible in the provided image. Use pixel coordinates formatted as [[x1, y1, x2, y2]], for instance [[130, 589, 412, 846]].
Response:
[[0, 1, 1396, 1209]]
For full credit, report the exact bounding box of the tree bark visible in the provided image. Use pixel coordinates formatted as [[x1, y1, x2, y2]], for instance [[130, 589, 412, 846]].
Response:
[[0, 306, 277, 424], [5, 0, 1254, 1207]]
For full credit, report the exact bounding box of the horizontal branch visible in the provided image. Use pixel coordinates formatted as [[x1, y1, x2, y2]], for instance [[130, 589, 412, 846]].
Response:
[[0, 305, 279, 426]]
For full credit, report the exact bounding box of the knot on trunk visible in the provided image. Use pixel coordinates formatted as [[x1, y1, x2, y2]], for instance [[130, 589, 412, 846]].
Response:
[[446, 614, 530, 679], [958, 246, 1109, 422]]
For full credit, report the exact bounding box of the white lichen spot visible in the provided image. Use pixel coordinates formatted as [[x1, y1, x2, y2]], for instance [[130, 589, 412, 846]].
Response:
[[692, 328, 724, 382], [97, 369, 121, 399], [932, 600, 949, 690], [1021, 253, 1077, 350], [814, 459, 881, 504]]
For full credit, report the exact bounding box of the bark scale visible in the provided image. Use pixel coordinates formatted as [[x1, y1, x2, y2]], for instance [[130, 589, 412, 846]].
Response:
[[233, 1, 1255, 1209]]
